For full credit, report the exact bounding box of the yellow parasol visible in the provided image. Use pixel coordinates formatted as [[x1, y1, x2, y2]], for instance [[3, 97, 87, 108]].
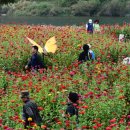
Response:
[[44, 36, 57, 54], [26, 37, 44, 53], [27, 36, 57, 54]]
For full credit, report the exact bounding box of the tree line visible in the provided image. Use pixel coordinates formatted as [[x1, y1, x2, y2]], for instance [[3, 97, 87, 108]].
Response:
[[0, 0, 130, 17]]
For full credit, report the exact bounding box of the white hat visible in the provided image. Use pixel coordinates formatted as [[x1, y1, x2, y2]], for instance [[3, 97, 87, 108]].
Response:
[[87, 44, 91, 48], [89, 19, 92, 23]]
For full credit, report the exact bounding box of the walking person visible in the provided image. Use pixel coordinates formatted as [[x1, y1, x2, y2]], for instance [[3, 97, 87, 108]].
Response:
[[20, 90, 42, 129], [65, 92, 79, 129]]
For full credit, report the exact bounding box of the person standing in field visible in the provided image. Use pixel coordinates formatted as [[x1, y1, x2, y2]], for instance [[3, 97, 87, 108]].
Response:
[[25, 46, 44, 71], [20, 90, 42, 129], [93, 20, 100, 33], [78, 44, 93, 63], [86, 19, 94, 34]]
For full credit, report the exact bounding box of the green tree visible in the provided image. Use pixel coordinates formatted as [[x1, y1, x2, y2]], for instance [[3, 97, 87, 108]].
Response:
[[59, 0, 79, 7], [0, 0, 15, 4]]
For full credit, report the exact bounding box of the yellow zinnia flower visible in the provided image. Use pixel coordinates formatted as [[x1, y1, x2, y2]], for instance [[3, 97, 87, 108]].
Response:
[[28, 117, 32, 122]]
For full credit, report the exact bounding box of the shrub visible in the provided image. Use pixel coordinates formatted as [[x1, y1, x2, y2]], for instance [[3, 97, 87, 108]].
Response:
[[1, 0, 129, 16], [97, 0, 126, 16], [59, 0, 78, 7], [6, 0, 52, 16], [71, 0, 100, 16], [0, 72, 8, 91]]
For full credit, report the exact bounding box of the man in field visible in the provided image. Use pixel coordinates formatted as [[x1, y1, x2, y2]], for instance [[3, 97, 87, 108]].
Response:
[[21, 90, 42, 129], [25, 46, 44, 71]]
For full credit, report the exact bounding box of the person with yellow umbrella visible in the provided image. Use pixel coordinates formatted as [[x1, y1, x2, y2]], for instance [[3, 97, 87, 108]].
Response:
[[25, 45, 44, 71], [25, 36, 57, 71]]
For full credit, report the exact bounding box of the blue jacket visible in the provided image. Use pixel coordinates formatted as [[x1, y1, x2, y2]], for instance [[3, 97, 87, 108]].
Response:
[[27, 53, 44, 70], [89, 50, 95, 60]]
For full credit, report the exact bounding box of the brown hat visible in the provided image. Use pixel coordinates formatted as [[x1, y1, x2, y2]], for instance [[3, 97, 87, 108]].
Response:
[[20, 90, 29, 98]]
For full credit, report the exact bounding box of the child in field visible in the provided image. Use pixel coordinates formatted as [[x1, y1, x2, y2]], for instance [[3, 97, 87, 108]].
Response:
[[66, 92, 79, 124], [25, 46, 44, 71], [86, 19, 94, 33], [93, 20, 100, 33]]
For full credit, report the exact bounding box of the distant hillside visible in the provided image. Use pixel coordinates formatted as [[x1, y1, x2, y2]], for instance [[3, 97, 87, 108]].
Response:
[[0, 0, 130, 17]]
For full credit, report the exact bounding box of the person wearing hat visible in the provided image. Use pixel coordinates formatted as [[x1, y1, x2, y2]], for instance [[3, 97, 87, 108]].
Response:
[[78, 44, 93, 63], [86, 19, 94, 33], [25, 46, 44, 71], [21, 90, 42, 129]]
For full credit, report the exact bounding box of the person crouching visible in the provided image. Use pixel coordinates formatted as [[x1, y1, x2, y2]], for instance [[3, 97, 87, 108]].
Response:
[[25, 46, 44, 72]]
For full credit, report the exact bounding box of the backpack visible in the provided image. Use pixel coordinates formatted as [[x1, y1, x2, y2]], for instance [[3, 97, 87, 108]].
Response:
[[86, 51, 95, 61], [89, 50, 95, 60]]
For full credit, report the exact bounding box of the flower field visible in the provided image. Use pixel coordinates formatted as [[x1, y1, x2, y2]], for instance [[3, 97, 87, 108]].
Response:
[[0, 24, 130, 130]]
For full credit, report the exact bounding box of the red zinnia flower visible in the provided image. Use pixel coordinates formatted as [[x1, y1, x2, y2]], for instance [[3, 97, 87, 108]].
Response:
[[110, 118, 116, 123], [38, 107, 44, 111]]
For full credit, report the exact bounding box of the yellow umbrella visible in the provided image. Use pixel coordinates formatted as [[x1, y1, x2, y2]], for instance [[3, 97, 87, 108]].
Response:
[[44, 36, 57, 54], [26, 37, 44, 53], [27, 36, 57, 54]]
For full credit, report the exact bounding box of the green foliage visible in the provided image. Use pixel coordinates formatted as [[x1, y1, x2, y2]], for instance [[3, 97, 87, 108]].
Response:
[[0, 0, 15, 4], [59, 0, 79, 7], [71, 0, 100, 16], [97, 0, 127, 16], [125, 82, 130, 103], [0, 72, 8, 90], [0, 24, 130, 129], [1, 0, 130, 16], [6, 1, 52, 16]]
